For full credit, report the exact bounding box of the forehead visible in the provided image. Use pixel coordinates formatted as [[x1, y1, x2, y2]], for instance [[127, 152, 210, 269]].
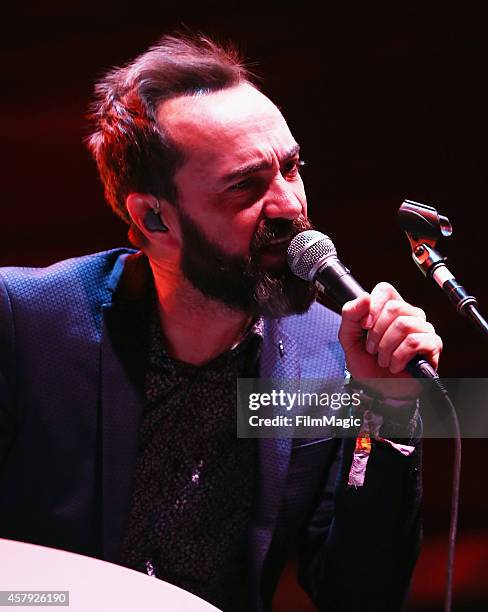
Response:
[[157, 84, 296, 172]]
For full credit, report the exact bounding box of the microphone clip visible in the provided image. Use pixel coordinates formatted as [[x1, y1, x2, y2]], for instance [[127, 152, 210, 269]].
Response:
[[398, 199, 488, 336], [398, 199, 452, 277]]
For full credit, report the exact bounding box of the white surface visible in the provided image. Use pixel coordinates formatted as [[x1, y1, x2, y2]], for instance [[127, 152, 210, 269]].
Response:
[[0, 539, 220, 611]]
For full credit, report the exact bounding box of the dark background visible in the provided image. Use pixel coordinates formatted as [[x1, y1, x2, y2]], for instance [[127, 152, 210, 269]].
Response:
[[1, 3, 487, 610]]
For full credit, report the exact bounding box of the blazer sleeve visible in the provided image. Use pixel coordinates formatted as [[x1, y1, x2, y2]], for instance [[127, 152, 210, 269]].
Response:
[[0, 273, 17, 471], [297, 434, 422, 611]]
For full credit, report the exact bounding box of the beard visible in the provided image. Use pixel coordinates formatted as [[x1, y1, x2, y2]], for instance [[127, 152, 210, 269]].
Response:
[[176, 210, 317, 318]]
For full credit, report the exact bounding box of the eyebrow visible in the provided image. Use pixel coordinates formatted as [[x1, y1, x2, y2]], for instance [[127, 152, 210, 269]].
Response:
[[220, 143, 301, 184]]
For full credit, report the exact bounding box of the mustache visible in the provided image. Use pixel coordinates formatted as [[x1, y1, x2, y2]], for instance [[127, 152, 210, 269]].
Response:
[[251, 217, 314, 251]]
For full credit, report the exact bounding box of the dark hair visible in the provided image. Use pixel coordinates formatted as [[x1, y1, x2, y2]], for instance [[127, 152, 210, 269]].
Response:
[[86, 34, 252, 226]]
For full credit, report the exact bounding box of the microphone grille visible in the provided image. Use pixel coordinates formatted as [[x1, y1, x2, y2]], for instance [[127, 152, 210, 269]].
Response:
[[287, 230, 337, 280]]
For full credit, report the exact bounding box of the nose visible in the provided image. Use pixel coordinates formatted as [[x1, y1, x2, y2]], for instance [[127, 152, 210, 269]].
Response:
[[262, 175, 304, 220]]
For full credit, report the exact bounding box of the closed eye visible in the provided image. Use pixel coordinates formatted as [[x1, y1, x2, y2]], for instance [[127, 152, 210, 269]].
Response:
[[282, 159, 305, 179], [228, 177, 253, 191]]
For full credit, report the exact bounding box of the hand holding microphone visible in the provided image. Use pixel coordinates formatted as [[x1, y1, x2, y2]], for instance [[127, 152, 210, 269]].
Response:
[[287, 230, 443, 396]]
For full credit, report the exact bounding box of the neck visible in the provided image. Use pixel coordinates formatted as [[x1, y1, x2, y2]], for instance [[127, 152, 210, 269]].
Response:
[[149, 259, 253, 366]]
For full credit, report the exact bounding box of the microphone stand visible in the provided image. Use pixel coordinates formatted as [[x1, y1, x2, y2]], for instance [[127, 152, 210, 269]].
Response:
[[397, 199, 487, 612], [411, 241, 488, 336]]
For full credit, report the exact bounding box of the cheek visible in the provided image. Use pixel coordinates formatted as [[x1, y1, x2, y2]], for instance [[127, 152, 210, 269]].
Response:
[[206, 202, 263, 255], [223, 206, 263, 253]]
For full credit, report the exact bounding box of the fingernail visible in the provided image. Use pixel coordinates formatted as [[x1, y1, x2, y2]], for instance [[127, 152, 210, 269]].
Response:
[[365, 314, 374, 328], [378, 355, 388, 368], [366, 340, 375, 354]]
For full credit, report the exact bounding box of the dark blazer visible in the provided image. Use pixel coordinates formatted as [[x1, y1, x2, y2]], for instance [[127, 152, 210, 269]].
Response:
[[0, 249, 421, 611]]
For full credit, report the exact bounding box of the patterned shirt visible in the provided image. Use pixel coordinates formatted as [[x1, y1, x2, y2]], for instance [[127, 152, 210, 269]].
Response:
[[120, 304, 263, 611]]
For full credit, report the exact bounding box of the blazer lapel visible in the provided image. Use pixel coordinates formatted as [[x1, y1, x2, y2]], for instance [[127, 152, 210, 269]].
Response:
[[99, 253, 151, 563], [251, 317, 300, 591]]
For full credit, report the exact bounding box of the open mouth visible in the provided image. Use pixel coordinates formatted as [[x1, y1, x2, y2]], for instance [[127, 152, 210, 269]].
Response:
[[258, 240, 292, 267], [262, 238, 292, 250]]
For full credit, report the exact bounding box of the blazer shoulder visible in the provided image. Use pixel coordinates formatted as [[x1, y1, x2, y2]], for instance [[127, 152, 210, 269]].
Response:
[[0, 248, 135, 309]]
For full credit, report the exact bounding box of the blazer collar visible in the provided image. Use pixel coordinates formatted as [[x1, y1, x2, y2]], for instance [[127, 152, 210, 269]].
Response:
[[107, 250, 152, 302]]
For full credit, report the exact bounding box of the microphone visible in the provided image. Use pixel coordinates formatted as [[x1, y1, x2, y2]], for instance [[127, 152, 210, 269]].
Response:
[[287, 230, 438, 379]]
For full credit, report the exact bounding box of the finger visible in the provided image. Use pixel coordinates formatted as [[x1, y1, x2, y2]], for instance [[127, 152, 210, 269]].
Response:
[[338, 292, 370, 351], [376, 317, 435, 369], [367, 282, 403, 329], [389, 332, 443, 374], [366, 300, 426, 355]]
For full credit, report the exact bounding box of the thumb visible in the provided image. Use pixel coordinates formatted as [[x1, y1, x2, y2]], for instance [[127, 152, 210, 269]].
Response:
[[338, 292, 371, 351]]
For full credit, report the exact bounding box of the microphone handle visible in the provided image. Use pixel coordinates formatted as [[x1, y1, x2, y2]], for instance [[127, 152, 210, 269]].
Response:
[[313, 258, 438, 379]]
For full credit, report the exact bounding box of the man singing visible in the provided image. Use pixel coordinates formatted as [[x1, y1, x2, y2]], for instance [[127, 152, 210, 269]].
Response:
[[0, 35, 442, 611]]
